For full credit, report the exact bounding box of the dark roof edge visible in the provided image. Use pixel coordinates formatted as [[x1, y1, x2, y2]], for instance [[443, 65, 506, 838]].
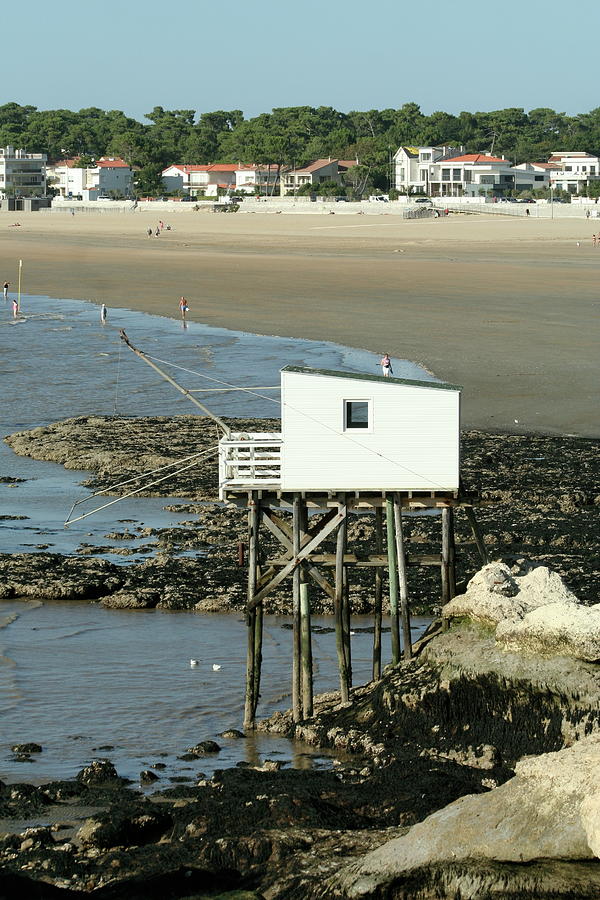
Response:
[[281, 365, 462, 392]]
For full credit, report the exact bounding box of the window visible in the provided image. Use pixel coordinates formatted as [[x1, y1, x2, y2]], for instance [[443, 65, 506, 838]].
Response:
[[453, 168, 461, 180], [441, 168, 450, 181], [420, 152, 431, 161], [344, 400, 370, 430]]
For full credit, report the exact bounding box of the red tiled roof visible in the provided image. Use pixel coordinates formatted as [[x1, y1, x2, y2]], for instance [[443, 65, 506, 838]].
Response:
[[532, 162, 560, 169], [96, 158, 130, 168], [338, 159, 358, 168], [442, 154, 507, 164], [295, 158, 340, 173]]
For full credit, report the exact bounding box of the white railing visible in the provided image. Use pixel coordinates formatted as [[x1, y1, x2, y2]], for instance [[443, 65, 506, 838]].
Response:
[[219, 432, 283, 496]]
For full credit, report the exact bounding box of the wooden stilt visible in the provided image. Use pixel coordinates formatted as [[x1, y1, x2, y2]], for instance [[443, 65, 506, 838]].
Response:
[[292, 494, 302, 722], [441, 506, 451, 609], [372, 506, 383, 681], [448, 507, 456, 600], [299, 502, 313, 718], [385, 496, 401, 664], [343, 547, 352, 689], [393, 493, 412, 661], [244, 494, 260, 729], [465, 506, 489, 566], [335, 495, 350, 702]]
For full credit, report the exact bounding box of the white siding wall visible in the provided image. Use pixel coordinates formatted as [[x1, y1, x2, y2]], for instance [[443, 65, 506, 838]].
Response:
[[281, 371, 460, 491]]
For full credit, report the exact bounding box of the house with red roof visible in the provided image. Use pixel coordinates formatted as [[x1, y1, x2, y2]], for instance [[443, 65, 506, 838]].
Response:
[[161, 163, 237, 196]]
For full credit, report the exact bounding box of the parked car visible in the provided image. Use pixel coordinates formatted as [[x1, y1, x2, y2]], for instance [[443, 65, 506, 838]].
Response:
[[414, 197, 432, 205], [369, 195, 389, 202]]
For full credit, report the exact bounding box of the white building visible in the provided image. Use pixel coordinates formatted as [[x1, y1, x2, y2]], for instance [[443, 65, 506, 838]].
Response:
[[546, 152, 600, 193], [48, 157, 132, 198], [47, 159, 87, 197], [235, 164, 282, 195], [161, 164, 237, 197], [91, 158, 133, 197], [0, 146, 47, 198], [512, 161, 558, 190], [219, 366, 461, 497], [394, 145, 463, 195]]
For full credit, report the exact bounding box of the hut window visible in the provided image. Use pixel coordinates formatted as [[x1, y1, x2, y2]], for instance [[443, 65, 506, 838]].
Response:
[[344, 400, 370, 430]]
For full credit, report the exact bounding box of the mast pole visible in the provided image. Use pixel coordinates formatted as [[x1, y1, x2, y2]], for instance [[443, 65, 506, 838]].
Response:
[[119, 330, 231, 437]]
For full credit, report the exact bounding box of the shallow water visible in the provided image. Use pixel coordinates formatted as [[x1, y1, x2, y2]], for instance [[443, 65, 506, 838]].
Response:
[[0, 294, 436, 786], [0, 599, 430, 785]]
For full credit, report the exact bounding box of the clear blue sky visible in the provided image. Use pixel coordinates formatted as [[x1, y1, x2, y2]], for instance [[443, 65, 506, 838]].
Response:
[[3, 0, 596, 120]]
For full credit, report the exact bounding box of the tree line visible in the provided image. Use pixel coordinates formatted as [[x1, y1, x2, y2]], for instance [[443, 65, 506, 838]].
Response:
[[2, 101, 600, 194]]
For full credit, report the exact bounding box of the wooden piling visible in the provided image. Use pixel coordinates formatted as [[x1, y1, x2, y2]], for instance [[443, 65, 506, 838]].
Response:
[[372, 506, 383, 680], [441, 506, 452, 610], [335, 495, 350, 702], [244, 494, 260, 729], [385, 496, 401, 665], [299, 502, 313, 718], [465, 505, 489, 566], [292, 494, 302, 722], [393, 493, 412, 661]]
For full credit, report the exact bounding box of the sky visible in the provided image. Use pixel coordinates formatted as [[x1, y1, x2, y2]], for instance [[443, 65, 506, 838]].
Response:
[[2, 0, 596, 122]]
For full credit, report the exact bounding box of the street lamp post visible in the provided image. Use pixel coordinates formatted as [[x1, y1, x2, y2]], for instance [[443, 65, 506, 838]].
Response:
[[550, 181, 554, 219]]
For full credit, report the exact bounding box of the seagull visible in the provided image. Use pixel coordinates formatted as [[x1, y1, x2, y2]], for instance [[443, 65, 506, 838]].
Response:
[[190, 659, 199, 667], [212, 664, 221, 671], [514, 419, 519, 424]]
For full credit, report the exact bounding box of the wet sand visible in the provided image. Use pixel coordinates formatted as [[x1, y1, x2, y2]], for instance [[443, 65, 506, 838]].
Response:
[[1, 210, 598, 436]]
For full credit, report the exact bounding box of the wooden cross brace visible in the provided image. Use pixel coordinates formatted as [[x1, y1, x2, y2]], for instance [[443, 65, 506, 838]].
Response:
[[247, 507, 343, 610]]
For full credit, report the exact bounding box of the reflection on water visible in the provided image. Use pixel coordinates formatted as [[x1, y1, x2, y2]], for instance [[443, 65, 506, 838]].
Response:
[[0, 600, 431, 785]]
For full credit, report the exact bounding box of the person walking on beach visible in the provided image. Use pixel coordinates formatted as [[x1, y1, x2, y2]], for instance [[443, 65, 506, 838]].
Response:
[[147, 227, 153, 237], [380, 353, 393, 377], [179, 296, 189, 321], [100, 303, 107, 324], [593, 234, 597, 247], [3, 281, 9, 299]]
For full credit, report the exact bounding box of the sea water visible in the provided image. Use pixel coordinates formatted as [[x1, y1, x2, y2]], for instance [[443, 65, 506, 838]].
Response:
[[0, 294, 435, 785]]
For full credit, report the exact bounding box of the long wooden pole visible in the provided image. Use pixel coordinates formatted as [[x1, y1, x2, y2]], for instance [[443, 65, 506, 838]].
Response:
[[17, 258, 22, 313], [244, 494, 259, 729], [334, 495, 350, 702], [385, 496, 401, 664], [448, 507, 456, 600], [372, 506, 383, 681], [299, 501, 313, 718], [464, 506, 489, 566], [441, 506, 451, 609], [393, 493, 412, 661], [119, 330, 231, 437], [343, 544, 352, 689], [292, 495, 302, 722]]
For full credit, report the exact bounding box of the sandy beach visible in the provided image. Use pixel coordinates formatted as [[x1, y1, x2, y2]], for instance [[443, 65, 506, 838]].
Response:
[[1, 209, 598, 437]]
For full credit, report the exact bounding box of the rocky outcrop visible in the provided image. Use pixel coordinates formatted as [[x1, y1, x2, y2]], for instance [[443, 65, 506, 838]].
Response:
[[326, 737, 600, 899], [444, 561, 600, 662]]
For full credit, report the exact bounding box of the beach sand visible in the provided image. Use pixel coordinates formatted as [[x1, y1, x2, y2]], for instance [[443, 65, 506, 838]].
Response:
[[1, 209, 598, 437]]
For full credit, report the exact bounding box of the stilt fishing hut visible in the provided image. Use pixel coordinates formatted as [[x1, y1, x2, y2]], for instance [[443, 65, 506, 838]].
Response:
[[218, 366, 487, 728]]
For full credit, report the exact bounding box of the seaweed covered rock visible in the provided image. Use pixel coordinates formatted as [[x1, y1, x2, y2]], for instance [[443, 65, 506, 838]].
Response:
[[326, 736, 600, 899]]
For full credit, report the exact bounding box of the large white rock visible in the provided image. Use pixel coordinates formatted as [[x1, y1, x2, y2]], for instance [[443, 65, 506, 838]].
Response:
[[443, 562, 578, 628], [333, 736, 600, 898], [496, 602, 600, 662]]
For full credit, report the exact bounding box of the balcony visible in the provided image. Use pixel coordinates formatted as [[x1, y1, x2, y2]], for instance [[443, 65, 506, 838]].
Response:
[[219, 432, 283, 497]]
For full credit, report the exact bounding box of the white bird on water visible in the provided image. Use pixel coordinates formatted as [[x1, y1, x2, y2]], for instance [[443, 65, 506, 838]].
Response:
[[190, 659, 199, 667], [212, 664, 221, 671]]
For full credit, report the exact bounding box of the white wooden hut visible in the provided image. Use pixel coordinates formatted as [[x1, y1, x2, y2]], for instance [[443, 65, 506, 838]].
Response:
[[219, 366, 461, 498]]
